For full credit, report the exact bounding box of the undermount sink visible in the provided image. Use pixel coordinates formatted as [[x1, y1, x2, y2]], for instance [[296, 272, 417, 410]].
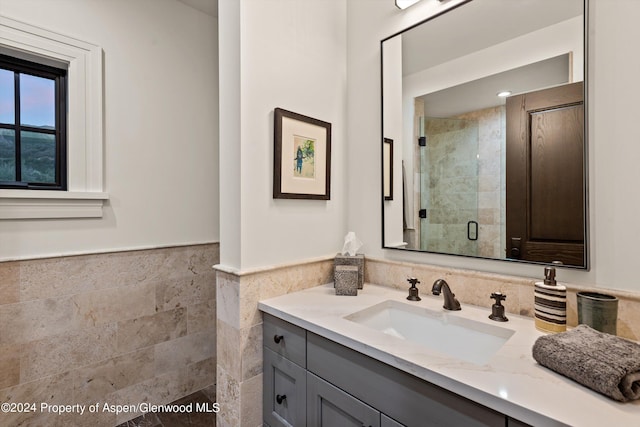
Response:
[[344, 300, 514, 365]]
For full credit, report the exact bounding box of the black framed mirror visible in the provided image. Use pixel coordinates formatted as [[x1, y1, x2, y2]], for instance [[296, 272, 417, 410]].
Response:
[[381, 0, 588, 268]]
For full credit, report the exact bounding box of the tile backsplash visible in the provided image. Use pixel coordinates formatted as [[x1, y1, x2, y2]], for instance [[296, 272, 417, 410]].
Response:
[[0, 243, 218, 427], [365, 257, 640, 340]]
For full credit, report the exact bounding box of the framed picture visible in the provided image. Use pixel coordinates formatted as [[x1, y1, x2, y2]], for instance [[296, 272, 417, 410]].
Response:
[[273, 108, 331, 200], [383, 138, 393, 200]]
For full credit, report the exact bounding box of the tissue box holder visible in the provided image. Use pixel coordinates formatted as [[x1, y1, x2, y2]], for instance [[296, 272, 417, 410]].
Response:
[[334, 254, 364, 289], [334, 265, 359, 296]]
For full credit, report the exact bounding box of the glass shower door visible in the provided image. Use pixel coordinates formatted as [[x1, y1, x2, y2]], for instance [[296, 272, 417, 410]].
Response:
[[419, 117, 479, 256]]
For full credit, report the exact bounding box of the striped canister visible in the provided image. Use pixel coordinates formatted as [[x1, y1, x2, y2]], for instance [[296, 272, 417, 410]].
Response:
[[534, 281, 567, 333]]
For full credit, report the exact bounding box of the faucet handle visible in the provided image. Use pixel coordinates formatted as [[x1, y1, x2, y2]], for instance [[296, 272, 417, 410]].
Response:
[[489, 292, 508, 322], [490, 292, 506, 303], [406, 277, 421, 301]]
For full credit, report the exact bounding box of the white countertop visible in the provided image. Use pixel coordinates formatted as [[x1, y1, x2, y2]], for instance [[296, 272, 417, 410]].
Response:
[[258, 283, 640, 427]]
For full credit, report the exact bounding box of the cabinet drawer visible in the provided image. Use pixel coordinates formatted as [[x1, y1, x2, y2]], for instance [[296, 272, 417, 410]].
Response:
[[307, 332, 505, 427], [263, 347, 306, 427], [307, 372, 380, 427], [263, 313, 306, 367]]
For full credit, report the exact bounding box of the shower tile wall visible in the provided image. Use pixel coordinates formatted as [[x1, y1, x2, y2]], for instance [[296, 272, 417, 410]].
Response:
[[0, 243, 218, 427], [415, 105, 505, 258], [423, 117, 479, 256], [456, 105, 506, 259]]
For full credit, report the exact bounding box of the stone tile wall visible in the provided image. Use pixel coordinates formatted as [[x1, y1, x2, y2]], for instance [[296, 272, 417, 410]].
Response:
[[423, 117, 480, 256], [215, 257, 334, 427], [456, 105, 506, 259], [0, 243, 218, 427], [407, 105, 505, 258]]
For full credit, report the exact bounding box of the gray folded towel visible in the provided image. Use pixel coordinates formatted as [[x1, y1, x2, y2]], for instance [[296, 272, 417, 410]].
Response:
[[532, 324, 640, 402]]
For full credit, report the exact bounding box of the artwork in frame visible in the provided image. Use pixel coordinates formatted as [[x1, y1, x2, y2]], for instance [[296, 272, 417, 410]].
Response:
[[273, 108, 331, 200], [383, 138, 393, 200]]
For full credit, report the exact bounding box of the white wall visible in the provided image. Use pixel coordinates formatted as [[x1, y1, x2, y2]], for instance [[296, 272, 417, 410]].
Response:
[[0, 0, 219, 260], [218, 0, 348, 271], [347, 0, 640, 293], [346, 0, 467, 263], [589, 0, 640, 292], [218, 0, 242, 269], [382, 37, 404, 247]]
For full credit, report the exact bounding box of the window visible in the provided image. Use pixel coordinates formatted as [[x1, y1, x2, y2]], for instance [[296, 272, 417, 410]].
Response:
[[0, 16, 107, 219], [0, 54, 67, 190]]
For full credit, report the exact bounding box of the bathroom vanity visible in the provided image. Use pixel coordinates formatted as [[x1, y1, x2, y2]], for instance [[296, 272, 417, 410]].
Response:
[[259, 283, 640, 427], [263, 313, 520, 426]]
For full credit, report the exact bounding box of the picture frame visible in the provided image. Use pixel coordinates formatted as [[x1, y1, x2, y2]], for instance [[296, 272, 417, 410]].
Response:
[[383, 137, 393, 200], [273, 108, 331, 200]]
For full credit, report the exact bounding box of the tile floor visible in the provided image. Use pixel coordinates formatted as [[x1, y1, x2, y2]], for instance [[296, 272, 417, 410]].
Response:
[[116, 390, 216, 427]]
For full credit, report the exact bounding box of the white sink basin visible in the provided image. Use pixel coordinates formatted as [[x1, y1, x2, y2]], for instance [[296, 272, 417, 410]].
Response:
[[344, 300, 514, 365]]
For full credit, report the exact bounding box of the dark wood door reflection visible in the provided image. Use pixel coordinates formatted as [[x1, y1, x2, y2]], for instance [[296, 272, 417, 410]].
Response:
[[506, 82, 585, 266]]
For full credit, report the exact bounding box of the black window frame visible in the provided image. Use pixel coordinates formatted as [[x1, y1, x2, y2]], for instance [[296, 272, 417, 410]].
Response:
[[0, 53, 67, 190]]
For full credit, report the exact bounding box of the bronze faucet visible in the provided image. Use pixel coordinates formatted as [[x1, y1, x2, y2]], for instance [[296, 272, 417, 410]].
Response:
[[431, 279, 461, 311]]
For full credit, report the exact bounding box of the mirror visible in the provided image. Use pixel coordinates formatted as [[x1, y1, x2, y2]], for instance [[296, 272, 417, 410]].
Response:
[[381, 0, 587, 268]]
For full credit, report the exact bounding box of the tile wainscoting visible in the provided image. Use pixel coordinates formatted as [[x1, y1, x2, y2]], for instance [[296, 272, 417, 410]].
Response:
[[214, 257, 334, 427], [0, 243, 218, 427]]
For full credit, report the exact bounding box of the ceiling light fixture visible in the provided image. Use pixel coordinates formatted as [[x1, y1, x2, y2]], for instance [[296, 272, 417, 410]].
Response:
[[396, 0, 444, 10], [497, 91, 512, 98], [395, 0, 421, 9]]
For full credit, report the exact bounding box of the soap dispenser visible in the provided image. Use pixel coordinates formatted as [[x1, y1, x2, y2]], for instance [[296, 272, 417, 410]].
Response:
[[534, 266, 567, 333]]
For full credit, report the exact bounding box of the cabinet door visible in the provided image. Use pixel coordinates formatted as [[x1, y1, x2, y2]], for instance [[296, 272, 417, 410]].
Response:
[[263, 347, 306, 427], [307, 372, 380, 427], [308, 332, 505, 427]]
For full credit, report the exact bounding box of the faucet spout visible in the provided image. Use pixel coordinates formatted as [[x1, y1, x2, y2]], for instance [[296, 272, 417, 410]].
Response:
[[431, 279, 461, 311]]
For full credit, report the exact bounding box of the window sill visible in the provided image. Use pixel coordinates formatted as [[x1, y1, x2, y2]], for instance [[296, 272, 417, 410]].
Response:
[[0, 190, 109, 219]]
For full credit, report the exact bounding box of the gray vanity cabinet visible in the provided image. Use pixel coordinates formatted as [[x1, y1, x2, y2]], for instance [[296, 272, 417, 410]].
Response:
[[263, 312, 307, 366], [307, 372, 380, 427], [263, 315, 307, 427], [307, 332, 504, 427], [264, 348, 306, 427], [263, 313, 526, 427]]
